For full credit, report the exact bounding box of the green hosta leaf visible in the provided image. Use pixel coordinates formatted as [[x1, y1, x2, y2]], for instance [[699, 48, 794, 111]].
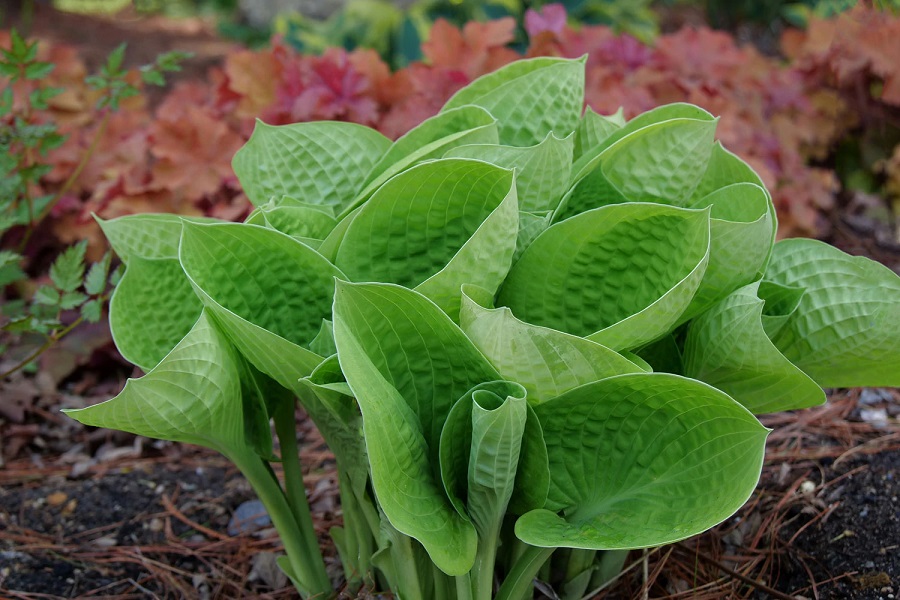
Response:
[[64, 311, 263, 458], [460, 286, 643, 403], [232, 120, 391, 211], [763, 239, 900, 387], [308, 319, 336, 357], [499, 203, 710, 351], [515, 373, 768, 549], [260, 201, 338, 244], [333, 281, 489, 575], [558, 113, 718, 221], [571, 103, 715, 179], [690, 141, 777, 272], [573, 106, 624, 161], [50, 241, 87, 292], [296, 357, 367, 487], [439, 381, 527, 519], [350, 106, 499, 215], [758, 280, 805, 339], [683, 282, 824, 414], [440, 381, 549, 524], [444, 133, 574, 213], [109, 257, 203, 371], [515, 211, 552, 263], [442, 56, 586, 147], [336, 158, 518, 319], [683, 182, 774, 318], [333, 281, 499, 460], [98, 214, 219, 263], [179, 222, 341, 388]]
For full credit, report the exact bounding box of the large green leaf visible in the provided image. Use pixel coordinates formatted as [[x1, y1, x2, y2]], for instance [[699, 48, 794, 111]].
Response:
[[439, 381, 528, 520], [570, 103, 715, 181], [332, 281, 494, 574], [259, 199, 338, 246], [64, 311, 262, 458], [179, 222, 341, 388], [97, 213, 218, 263], [683, 182, 774, 318], [333, 281, 499, 462], [444, 133, 574, 213], [335, 158, 518, 319], [459, 286, 643, 403], [573, 106, 624, 162], [515, 373, 768, 549], [558, 114, 717, 221], [763, 239, 900, 387], [349, 106, 499, 216], [232, 120, 391, 212], [499, 203, 710, 351], [683, 282, 824, 414], [441, 56, 586, 147], [109, 257, 202, 371]]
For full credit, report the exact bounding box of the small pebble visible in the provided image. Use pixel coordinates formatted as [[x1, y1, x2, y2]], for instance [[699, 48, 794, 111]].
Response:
[[865, 560, 876, 569]]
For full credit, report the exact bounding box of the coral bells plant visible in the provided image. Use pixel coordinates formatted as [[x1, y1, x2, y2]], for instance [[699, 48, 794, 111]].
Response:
[[66, 57, 900, 599]]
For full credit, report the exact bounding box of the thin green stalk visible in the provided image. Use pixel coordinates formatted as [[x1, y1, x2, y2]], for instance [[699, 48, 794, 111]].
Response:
[[390, 533, 425, 600], [561, 549, 596, 600], [0, 316, 83, 380], [495, 545, 555, 600], [231, 450, 333, 598], [470, 529, 500, 600], [35, 112, 110, 226], [273, 399, 330, 579], [588, 549, 629, 591], [455, 572, 474, 600]]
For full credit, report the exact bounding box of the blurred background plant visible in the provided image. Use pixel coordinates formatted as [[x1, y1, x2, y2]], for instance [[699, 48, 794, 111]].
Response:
[[0, 29, 188, 380]]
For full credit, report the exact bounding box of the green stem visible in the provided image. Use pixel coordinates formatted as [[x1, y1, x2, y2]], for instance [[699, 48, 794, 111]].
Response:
[[390, 533, 425, 600], [273, 399, 330, 580], [232, 451, 332, 598], [495, 545, 555, 600], [35, 112, 110, 226], [471, 528, 500, 600], [455, 573, 474, 600], [589, 549, 629, 590], [561, 549, 596, 600], [0, 316, 83, 380]]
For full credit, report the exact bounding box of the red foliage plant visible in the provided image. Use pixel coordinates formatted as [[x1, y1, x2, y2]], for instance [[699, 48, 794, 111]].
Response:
[[4, 5, 867, 242]]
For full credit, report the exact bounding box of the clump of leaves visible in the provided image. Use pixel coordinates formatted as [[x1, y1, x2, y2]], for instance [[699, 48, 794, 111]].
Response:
[[0, 31, 187, 379], [67, 56, 900, 599]]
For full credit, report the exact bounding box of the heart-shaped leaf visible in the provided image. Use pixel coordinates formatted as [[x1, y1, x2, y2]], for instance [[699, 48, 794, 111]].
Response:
[[445, 132, 574, 213], [232, 120, 391, 212], [333, 281, 499, 574], [109, 256, 202, 371], [683, 282, 825, 414], [460, 286, 643, 403], [179, 222, 342, 388], [499, 203, 710, 350], [763, 238, 900, 387], [336, 158, 518, 319], [442, 56, 586, 147], [515, 373, 768, 549]]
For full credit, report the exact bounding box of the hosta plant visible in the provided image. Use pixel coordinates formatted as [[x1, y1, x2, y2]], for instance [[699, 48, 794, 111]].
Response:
[[65, 56, 900, 599]]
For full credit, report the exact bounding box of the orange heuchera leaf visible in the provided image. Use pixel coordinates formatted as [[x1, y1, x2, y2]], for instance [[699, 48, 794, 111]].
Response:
[[150, 104, 244, 202], [224, 47, 282, 119], [422, 18, 519, 78]]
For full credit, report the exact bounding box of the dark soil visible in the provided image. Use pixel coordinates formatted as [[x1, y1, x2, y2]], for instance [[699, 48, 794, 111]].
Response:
[[0, 458, 274, 598], [771, 450, 900, 599]]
